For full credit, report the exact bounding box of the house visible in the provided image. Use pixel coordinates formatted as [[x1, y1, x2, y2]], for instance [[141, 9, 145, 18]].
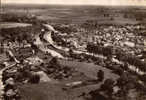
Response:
[[0, 53, 9, 63], [14, 47, 34, 59]]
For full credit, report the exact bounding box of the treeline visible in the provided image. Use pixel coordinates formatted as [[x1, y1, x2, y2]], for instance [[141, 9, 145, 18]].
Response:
[[53, 24, 78, 34], [0, 13, 46, 24], [86, 43, 146, 72], [0, 25, 42, 43]]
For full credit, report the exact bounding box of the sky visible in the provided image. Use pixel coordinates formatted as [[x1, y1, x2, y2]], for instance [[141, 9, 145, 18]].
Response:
[[2, 0, 146, 6]]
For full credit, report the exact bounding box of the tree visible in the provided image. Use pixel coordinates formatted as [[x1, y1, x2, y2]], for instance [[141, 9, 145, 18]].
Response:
[[29, 74, 40, 84], [97, 70, 104, 82], [100, 78, 115, 98], [86, 42, 95, 54], [49, 57, 59, 67], [69, 48, 74, 57]]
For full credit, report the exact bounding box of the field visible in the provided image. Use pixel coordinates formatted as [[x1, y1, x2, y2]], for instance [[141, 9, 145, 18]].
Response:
[[0, 22, 32, 29], [2, 4, 146, 24]]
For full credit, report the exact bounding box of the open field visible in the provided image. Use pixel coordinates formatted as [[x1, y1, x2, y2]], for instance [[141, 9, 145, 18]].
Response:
[[59, 60, 119, 80], [2, 4, 146, 24], [0, 22, 32, 29]]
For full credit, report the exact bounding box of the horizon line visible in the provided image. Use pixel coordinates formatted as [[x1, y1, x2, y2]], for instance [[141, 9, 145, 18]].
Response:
[[2, 3, 146, 7]]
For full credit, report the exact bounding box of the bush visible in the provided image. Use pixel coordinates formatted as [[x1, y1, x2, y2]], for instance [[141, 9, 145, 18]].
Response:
[[29, 74, 40, 84], [54, 25, 77, 33]]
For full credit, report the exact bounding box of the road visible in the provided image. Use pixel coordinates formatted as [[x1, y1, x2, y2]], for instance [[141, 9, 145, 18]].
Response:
[[34, 32, 64, 58]]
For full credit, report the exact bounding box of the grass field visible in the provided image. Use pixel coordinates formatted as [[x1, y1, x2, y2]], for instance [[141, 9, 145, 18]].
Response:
[[59, 60, 119, 80], [0, 22, 32, 29]]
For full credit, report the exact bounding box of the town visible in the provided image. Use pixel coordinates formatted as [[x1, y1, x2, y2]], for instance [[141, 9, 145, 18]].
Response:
[[0, 4, 146, 100]]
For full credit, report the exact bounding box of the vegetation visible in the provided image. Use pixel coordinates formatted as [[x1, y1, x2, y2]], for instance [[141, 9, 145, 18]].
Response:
[[86, 43, 146, 72]]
